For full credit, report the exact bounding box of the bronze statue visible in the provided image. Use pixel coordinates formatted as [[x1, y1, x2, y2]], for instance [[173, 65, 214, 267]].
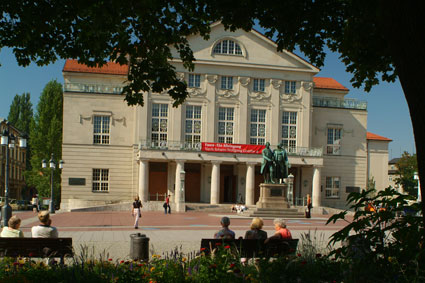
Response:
[[261, 142, 275, 183], [274, 143, 289, 183]]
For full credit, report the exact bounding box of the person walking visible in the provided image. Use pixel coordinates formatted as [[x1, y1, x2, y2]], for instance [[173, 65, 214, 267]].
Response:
[[132, 196, 142, 229], [31, 195, 39, 212], [166, 195, 171, 214]]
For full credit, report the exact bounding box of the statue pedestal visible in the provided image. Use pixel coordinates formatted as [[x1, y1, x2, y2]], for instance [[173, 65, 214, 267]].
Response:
[[256, 183, 289, 209]]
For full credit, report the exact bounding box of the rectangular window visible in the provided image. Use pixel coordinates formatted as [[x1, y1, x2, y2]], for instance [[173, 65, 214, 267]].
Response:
[[218, 107, 234, 143], [250, 109, 266, 145], [93, 115, 111, 144], [327, 127, 342, 155], [281, 111, 297, 152], [151, 103, 168, 147], [284, 81, 296, 94], [185, 105, 202, 145], [326, 176, 340, 198], [92, 169, 109, 192], [221, 76, 233, 90], [188, 74, 201, 88], [253, 79, 265, 92]]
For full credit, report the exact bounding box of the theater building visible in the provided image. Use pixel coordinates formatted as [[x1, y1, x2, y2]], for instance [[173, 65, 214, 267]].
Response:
[[60, 23, 377, 211]]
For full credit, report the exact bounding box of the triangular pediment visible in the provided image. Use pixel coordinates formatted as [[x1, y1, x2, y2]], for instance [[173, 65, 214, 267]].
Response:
[[170, 22, 319, 74]]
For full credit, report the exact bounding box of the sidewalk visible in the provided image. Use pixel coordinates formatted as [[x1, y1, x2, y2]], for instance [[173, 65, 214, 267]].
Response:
[[15, 210, 349, 260]]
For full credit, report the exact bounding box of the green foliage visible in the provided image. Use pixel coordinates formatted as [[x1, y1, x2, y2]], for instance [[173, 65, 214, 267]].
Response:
[[327, 187, 425, 282], [7, 92, 34, 171], [395, 151, 418, 196], [25, 80, 63, 203], [1, 1, 416, 106]]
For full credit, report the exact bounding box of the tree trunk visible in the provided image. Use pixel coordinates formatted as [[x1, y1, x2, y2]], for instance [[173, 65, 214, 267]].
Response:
[[380, 1, 425, 228]]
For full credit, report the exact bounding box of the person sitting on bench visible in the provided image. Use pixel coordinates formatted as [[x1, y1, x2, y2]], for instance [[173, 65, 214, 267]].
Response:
[[214, 216, 235, 239], [1, 215, 24, 238], [244, 217, 268, 240], [266, 218, 292, 241], [31, 211, 58, 238]]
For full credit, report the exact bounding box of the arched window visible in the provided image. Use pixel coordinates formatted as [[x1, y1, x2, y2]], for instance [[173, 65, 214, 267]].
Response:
[[213, 39, 243, 55]]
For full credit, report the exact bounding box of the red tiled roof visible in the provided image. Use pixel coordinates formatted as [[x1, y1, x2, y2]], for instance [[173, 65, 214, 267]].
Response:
[[63, 59, 128, 75], [313, 77, 349, 91], [367, 132, 392, 141]]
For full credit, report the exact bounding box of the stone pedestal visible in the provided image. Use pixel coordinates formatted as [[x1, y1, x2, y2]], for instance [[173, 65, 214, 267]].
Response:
[[175, 202, 186, 212], [256, 183, 289, 209]]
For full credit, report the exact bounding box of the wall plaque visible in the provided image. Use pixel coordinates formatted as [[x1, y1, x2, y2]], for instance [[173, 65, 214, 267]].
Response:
[[270, 188, 283, 197], [346, 186, 360, 193], [69, 178, 86, 186]]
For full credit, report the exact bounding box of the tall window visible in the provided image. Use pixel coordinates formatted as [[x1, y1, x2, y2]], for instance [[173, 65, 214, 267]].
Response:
[[188, 74, 201, 88], [93, 116, 110, 144], [213, 40, 242, 55], [281, 112, 297, 152], [185, 105, 202, 145], [92, 169, 109, 192], [221, 76, 233, 90], [327, 127, 342, 154], [284, 81, 296, 94], [326, 176, 340, 198], [253, 79, 265, 92], [151, 103, 168, 146], [218, 107, 234, 143], [250, 109, 266, 145]]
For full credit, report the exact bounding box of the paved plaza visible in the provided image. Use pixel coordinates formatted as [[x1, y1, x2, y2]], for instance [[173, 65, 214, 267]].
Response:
[[14, 210, 351, 260]]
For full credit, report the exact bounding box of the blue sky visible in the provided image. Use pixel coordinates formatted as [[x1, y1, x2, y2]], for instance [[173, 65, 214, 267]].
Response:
[[0, 47, 415, 159]]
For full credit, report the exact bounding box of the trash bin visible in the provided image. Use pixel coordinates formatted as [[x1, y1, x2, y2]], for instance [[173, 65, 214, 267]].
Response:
[[130, 233, 149, 261]]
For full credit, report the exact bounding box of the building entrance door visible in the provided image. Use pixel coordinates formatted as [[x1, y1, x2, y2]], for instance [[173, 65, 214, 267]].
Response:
[[220, 164, 236, 203]]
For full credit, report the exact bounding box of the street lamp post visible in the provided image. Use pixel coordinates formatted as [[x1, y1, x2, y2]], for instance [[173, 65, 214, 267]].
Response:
[[42, 153, 64, 214], [287, 173, 294, 205], [414, 171, 421, 202], [1, 122, 27, 227]]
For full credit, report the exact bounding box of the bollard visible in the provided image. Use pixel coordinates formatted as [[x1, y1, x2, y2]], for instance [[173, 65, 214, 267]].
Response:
[[130, 233, 149, 261]]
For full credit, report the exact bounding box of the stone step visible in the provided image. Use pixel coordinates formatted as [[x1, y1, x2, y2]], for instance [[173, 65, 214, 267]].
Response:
[[256, 208, 299, 213]]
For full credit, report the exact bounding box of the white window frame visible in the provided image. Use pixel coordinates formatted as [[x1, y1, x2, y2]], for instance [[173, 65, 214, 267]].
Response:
[[327, 127, 342, 155], [250, 109, 266, 145], [221, 76, 233, 90], [188, 74, 201, 88], [151, 103, 168, 147], [93, 115, 111, 144], [253, 78, 265, 92], [218, 107, 234, 144], [325, 176, 340, 198], [284, 81, 296, 94], [185, 105, 202, 145], [213, 40, 243, 55], [281, 111, 297, 153], [92, 168, 109, 192]]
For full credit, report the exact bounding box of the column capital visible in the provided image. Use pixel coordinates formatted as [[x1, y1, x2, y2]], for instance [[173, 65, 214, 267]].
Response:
[[211, 160, 222, 165], [175, 159, 186, 165], [246, 162, 258, 166], [138, 158, 149, 163]]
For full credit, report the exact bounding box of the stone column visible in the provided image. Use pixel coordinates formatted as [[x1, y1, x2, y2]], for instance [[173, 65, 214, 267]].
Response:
[[174, 160, 185, 203], [245, 163, 256, 205], [312, 166, 322, 207], [138, 159, 149, 202], [210, 161, 221, 204]]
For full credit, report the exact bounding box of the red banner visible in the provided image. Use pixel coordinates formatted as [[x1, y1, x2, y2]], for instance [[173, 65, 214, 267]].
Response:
[[201, 142, 265, 154]]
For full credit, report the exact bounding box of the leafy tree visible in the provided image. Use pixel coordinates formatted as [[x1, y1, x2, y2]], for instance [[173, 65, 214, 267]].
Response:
[[7, 94, 21, 125], [7, 92, 33, 170], [1, 1, 425, 219], [25, 80, 63, 204], [396, 152, 418, 197]]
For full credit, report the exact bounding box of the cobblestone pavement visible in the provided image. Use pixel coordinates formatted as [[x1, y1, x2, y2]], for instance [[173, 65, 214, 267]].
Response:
[[14, 210, 352, 260]]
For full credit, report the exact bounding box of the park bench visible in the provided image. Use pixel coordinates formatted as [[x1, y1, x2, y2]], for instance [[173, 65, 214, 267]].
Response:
[[200, 238, 299, 258], [0, 237, 73, 264]]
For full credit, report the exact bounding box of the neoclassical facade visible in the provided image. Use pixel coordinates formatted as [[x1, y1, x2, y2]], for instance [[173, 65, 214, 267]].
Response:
[[61, 23, 373, 210]]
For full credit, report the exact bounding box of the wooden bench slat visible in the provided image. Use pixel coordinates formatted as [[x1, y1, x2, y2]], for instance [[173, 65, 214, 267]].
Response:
[[0, 238, 73, 258]]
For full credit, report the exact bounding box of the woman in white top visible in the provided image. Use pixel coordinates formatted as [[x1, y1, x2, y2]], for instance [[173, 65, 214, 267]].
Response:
[[31, 211, 58, 238], [1, 215, 24, 237]]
